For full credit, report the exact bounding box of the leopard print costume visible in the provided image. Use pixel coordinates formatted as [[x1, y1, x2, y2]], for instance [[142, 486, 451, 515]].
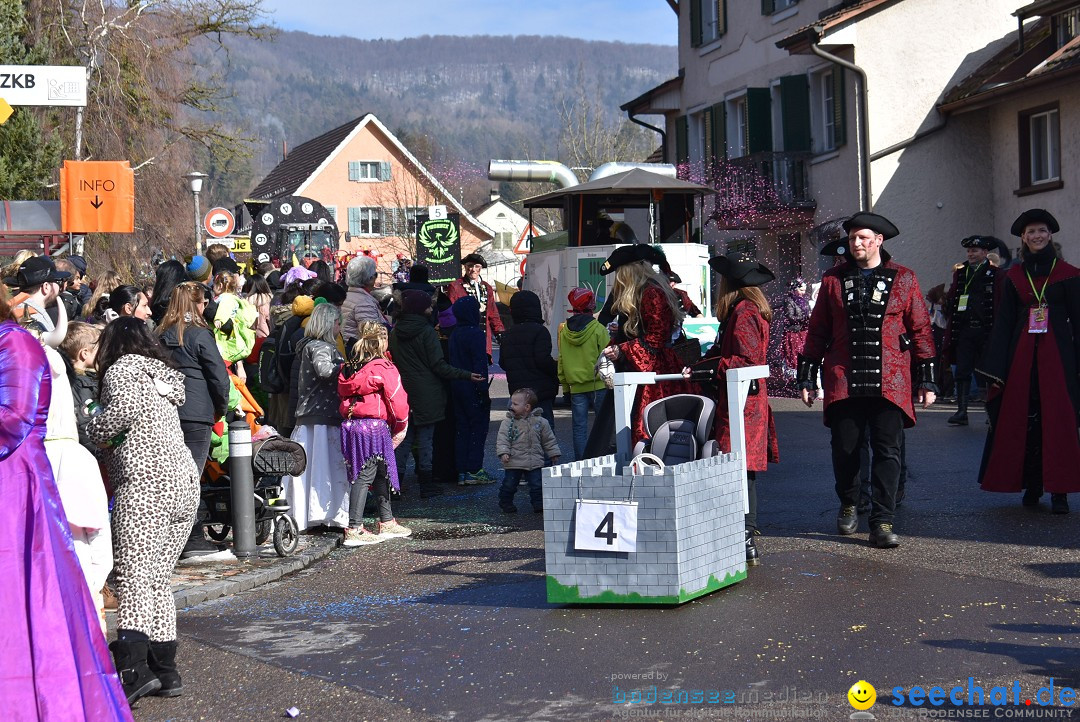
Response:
[[86, 354, 200, 642]]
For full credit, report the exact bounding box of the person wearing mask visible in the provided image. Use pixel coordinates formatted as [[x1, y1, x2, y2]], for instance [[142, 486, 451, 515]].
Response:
[[447, 253, 505, 360], [977, 209, 1080, 513], [798, 213, 937, 549]]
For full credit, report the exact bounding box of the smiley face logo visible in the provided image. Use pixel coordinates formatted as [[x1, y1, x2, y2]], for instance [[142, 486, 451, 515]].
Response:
[[848, 680, 876, 710]]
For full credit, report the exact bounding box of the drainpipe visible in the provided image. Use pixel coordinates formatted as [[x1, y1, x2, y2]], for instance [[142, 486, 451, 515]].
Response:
[[810, 35, 872, 212], [488, 160, 579, 188], [626, 112, 668, 163], [589, 162, 677, 182]]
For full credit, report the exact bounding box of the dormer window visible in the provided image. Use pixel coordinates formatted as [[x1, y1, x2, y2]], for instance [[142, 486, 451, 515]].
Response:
[[1054, 7, 1080, 48]]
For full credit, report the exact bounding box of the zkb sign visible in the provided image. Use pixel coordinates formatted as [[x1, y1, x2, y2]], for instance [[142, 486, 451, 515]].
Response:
[[0, 65, 87, 107]]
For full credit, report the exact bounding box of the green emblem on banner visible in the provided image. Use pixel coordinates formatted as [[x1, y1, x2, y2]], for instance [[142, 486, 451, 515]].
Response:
[[418, 219, 459, 262]]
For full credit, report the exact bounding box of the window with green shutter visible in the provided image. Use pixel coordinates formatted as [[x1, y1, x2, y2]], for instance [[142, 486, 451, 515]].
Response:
[[780, 75, 811, 152], [710, 102, 726, 163], [347, 207, 382, 235], [692, 0, 726, 47], [348, 161, 381, 181], [379, 161, 392, 181], [746, 88, 773, 154], [831, 68, 846, 148], [676, 115, 690, 164]]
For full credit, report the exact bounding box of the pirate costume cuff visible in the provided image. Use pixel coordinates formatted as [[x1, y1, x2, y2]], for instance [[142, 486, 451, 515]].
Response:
[[915, 359, 937, 387], [796, 355, 820, 390], [687, 366, 716, 383]]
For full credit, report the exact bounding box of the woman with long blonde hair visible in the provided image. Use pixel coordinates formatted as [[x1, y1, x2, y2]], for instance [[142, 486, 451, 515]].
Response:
[[599, 245, 694, 446], [84, 269, 123, 324], [686, 255, 779, 566]]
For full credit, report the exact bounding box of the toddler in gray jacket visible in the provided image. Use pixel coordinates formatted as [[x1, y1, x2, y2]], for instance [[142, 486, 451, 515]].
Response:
[[497, 387, 560, 513]]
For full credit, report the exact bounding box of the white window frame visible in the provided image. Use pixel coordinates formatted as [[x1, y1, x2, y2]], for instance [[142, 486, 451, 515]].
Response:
[[348, 161, 381, 182], [701, 0, 722, 45], [775, 0, 798, 10], [809, 67, 837, 154], [1029, 108, 1061, 184], [348, 207, 382, 236], [725, 94, 748, 158]]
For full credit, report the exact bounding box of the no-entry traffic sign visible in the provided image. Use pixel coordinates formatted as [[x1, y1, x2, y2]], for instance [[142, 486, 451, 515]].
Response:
[[60, 160, 135, 233], [204, 207, 235, 238]]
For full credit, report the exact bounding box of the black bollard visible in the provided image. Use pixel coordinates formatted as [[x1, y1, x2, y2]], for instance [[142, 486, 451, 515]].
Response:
[[228, 419, 256, 559]]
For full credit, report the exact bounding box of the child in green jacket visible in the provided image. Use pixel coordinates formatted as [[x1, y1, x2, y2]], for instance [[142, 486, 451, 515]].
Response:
[[556, 288, 610, 460]]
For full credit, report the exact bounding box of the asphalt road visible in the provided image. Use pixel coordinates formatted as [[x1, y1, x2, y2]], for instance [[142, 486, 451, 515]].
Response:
[[134, 383, 1080, 722]]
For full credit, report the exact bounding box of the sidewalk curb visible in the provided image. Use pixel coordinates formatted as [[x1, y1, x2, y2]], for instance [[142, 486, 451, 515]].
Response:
[[173, 536, 340, 609]]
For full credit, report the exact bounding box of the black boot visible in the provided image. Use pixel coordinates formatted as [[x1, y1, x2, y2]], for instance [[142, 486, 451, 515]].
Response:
[[1051, 494, 1069, 514], [745, 530, 760, 566], [837, 505, 858, 535], [869, 523, 900, 549], [418, 469, 440, 498], [147, 640, 183, 697], [948, 381, 969, 426], [110, 630, 162, 704], [179, 522, 218, 559]]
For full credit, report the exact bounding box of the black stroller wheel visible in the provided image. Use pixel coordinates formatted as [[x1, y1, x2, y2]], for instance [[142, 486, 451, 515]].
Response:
[[255, 520, 273, 546], [206, 524, 231, 542], [274, 515, 299, 557]]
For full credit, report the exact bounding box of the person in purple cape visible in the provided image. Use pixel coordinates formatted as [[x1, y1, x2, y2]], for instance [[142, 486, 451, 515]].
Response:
[[0, 281, 131, 721]]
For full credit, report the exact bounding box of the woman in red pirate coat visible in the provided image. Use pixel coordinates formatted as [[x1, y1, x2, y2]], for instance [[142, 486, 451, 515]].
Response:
[[687, 254, 779, 566], [599, 245, 694, 447], [977, 209, 1080, 513]]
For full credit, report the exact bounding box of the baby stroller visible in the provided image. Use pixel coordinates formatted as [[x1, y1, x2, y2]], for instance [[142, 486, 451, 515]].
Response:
[[200, 375, 306, 557]]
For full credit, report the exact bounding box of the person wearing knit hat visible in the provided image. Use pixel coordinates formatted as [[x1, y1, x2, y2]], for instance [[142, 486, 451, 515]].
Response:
[[976, 208, 1080, 513], [558, 287, 609, 460], [390, 288, 484, 498], [186, 256, 212, 283]]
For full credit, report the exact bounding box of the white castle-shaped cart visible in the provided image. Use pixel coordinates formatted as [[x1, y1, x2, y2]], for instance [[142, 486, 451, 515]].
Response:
[[542, 366, 768, 605]]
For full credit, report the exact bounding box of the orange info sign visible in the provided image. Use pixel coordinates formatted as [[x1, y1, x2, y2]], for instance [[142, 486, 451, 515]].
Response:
[[60, 160, 135, 233]]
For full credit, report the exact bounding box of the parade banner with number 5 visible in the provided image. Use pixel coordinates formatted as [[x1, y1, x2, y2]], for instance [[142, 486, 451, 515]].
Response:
[[574, 500, 638, 553]]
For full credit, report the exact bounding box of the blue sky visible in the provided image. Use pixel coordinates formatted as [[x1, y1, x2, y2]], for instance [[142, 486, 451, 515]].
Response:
[[260, 0, 677, 45]]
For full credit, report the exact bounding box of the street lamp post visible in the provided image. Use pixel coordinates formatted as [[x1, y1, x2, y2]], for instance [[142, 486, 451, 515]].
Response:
[[184, 171, 208, 256]]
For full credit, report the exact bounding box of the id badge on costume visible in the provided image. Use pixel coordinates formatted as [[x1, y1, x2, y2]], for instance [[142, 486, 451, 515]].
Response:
[[957, 294, 969, 312], [1028, 305, 1049, 334]]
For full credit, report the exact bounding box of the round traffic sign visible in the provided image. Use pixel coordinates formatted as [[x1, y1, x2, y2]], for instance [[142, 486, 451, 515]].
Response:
[[204, 207, 235, 238]]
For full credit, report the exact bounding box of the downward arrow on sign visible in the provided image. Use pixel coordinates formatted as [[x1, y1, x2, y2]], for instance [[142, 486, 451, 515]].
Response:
[[90, 195, 103, 209]]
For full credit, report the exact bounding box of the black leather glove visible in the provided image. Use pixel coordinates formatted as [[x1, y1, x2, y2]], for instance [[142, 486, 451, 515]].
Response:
[[796, 354, 821, 391], [687, 366, 717, 383]]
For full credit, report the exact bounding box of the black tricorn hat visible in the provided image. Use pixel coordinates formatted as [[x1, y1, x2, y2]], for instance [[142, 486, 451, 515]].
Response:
[[961, 235, 998, 250], [820, 239, 851, 258], [1010, 209, 1059, 237], [461, 253, 488, 268], [709, 254, 775, 288], [842, 212, 899, 240], [599, 244, 668, 276], [212, 256, 240, 275]]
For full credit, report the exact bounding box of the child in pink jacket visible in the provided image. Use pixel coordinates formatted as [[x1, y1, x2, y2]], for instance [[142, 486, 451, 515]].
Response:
[[338, 321, 411, 546]]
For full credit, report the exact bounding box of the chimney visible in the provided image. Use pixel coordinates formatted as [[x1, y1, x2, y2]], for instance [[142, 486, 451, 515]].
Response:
[[490, 187, 499, 203], [282, 140, 288, 161]]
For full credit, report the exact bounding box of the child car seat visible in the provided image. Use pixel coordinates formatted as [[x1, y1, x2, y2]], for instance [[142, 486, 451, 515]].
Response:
[[631, 394, 719, 465]]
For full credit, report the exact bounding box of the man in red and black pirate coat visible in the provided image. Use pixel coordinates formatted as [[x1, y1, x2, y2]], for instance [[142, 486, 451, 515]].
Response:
[[797, 213, 937, 549], [942, 235, 1001, 426], [976, 209, 1080, 514], [447, 253, 505, 360]]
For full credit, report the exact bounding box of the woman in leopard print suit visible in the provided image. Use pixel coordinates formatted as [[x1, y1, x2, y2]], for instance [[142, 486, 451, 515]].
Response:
[[87, 318, 200, 704]]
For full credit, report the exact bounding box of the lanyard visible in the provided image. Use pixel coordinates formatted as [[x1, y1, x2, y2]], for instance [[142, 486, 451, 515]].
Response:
[[961, 261, 985, 296], [1025, 259, 1056, 306]]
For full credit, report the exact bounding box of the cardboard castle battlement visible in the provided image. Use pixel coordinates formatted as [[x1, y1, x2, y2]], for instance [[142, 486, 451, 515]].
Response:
[[542, 451, 748, 605]]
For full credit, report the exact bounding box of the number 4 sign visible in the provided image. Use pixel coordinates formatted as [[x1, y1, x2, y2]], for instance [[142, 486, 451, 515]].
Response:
[[574, 500, 638, 553]]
